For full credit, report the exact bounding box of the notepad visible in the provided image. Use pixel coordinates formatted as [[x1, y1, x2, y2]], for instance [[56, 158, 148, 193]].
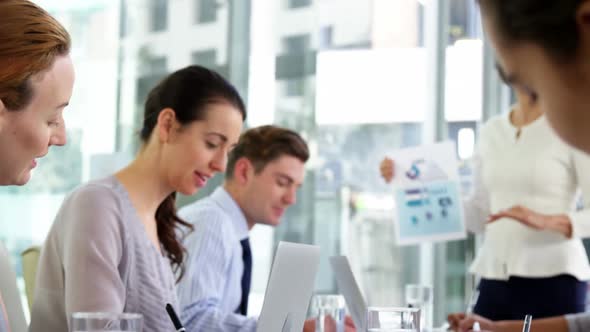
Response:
[[256, 241, 321, 332]]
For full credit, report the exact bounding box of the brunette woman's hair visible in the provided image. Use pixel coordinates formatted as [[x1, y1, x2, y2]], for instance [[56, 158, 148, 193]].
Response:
[[479, 0, 582, 62], [140, 65, 246, 281]]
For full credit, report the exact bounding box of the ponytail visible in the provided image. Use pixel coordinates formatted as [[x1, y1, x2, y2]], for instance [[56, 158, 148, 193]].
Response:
[[155, 192, 193, 282]]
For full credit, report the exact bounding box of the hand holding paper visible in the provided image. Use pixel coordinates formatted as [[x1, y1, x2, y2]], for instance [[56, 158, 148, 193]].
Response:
[[388, 141, 466, 245], [380, 157, 395, 183]]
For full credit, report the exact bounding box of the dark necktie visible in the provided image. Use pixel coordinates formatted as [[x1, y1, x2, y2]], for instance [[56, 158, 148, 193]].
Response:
[[237, 237, 252, 315]]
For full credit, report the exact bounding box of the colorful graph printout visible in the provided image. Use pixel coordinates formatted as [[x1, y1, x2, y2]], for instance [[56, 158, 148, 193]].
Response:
[[389, 141, 466, 245]]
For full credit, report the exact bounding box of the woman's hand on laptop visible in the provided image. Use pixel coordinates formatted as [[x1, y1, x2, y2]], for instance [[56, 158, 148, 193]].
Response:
[[344, 315, 356, 331], [303, 318, 315, 332]]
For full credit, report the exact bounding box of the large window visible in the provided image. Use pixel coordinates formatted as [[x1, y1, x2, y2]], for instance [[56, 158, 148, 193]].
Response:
[[273, 0, 430, 313], [149, 0, 168, 32], [279, 34, 312, 97], [192, 49, 217, 68], [196, 0, 218, 24], [288, 0, 312, 10], [1, 0, 509, 324]]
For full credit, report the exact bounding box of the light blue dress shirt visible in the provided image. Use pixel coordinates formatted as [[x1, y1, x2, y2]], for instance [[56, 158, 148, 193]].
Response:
[[178, 187, 257, 332]]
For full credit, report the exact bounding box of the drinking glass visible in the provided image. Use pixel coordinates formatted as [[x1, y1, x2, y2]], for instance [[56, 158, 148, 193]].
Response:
[[70, 312, 143, 332], [366, 307, 420, 332], [405, 284, 433, 331], [311, 294, 346, 332]]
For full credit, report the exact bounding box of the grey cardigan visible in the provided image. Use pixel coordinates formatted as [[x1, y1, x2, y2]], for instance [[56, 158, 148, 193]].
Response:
[[29, 176, 178, 332], [0, 298, 7, 332]]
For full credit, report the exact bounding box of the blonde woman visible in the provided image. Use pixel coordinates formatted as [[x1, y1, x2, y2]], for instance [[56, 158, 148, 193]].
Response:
[[0, 1, 73, 331]]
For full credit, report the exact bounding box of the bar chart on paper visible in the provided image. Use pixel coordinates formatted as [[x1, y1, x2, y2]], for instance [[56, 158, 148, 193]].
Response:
[[395, 180, 464, 243], [389, 141, 466, 245]]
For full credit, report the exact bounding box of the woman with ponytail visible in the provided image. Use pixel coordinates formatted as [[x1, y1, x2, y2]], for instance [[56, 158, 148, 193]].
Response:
[[30, 65, 246, 332]]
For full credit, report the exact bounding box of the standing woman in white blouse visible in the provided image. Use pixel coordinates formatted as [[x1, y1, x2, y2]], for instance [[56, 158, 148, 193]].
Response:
[[381, 87, 590, 321], [0, 1, 74, 332]]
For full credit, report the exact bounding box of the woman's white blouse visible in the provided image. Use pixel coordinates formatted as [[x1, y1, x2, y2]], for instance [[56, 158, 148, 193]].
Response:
[[466, 114, 590, 280]]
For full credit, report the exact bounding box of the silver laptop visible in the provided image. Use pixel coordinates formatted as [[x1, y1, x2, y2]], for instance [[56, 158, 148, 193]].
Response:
[[329, 255, 368, 331], [256, 242, 321, 332]]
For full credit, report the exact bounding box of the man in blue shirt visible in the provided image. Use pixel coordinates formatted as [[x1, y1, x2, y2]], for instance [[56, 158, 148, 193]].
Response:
[[178, 125, 322, 331]]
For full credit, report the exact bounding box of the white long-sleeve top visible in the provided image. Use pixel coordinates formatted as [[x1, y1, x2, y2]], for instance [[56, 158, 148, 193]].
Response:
[[466, 113, 590, 281]]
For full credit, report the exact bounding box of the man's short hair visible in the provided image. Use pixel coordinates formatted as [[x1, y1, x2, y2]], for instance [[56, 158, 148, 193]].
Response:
[[226, 125, 309, 179]]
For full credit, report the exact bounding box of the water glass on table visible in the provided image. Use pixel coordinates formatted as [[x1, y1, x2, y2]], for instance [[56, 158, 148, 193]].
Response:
[[405, 284, 433, 331], [311, 294, 346, 332], [366, 307, 420, 332], [70, 312, 143, 332]]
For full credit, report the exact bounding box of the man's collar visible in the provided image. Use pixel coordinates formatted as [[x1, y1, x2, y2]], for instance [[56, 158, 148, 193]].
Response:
[[210, 186, 249, 240]]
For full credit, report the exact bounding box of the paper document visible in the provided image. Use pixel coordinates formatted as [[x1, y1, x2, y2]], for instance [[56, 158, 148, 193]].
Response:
[[389, 141, 466, 245]]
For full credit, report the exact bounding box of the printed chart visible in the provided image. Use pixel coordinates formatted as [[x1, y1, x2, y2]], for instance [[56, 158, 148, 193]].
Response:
[[389, 142, 466, 245]]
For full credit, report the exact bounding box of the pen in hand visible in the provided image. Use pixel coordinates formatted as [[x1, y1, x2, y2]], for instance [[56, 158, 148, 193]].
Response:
[[166, 303, 186, 332], [522, 315, 532, 332], [472, 321, 481, 331]]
